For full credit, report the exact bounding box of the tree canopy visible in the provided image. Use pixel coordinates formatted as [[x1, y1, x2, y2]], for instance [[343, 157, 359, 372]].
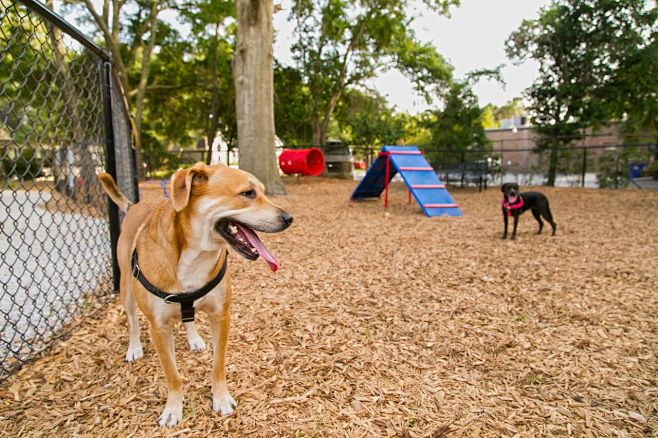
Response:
[[289, 0, 458, 145], [506, 0, 658, 185]]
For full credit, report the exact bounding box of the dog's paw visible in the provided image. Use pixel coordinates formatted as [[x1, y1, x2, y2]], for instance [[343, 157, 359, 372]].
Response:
[[187, 336, 206, 352], [158, 401, 183, 428], [212, 393, 237, 416], [124, 344, 144, 362]]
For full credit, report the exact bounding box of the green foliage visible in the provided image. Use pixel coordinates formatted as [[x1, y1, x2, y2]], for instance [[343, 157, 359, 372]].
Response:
[[134, 0, 237, 170], [2, 148, 43, 181], [423, 81, 490, 164], [398, 113, 433, 146], [482, 98, 525, 129], [139, 131, 179, 177], [506, 0, 658, 185], [597, 146, 653, 189], [481, 105, 497, 129], [597, 151, 629, 189], [290, 0, 458, 144], [333, 88, 405, 147], [274, 64, 314, 145]]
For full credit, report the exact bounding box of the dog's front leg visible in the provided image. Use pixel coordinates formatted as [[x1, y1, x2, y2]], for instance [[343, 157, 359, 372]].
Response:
[[210, 288, 236, 416], [150, 323, 184, 427], [502, 209, 508, 239], [511, 214, 520, 240], [184, 321, 206, 351]]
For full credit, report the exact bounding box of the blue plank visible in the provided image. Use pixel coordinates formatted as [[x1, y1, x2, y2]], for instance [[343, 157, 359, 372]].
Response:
[[351, 154, 397, 199]]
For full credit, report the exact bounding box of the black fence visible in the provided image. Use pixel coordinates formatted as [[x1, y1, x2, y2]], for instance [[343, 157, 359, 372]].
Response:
[[0, 0, 137, 381], [283, 140, 657, 190]]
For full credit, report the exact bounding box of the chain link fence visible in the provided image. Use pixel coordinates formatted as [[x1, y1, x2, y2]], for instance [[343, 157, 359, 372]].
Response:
[[0, 0, 136, 381]]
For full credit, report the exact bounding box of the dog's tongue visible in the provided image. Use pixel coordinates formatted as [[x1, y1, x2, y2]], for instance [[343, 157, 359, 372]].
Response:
[[509, 195, 518, 203], [236, 224, 279, 272]]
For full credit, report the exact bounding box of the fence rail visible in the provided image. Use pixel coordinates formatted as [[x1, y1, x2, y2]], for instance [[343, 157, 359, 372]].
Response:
[[0, 0, 136, 381], [282, 141, 657, 189]]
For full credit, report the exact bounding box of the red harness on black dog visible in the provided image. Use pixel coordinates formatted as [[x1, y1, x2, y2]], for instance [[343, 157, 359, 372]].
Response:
[[502, 195, 524, 217]]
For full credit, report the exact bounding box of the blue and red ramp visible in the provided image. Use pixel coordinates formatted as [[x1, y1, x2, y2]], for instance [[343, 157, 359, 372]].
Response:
[[350, 145, 462, 217]]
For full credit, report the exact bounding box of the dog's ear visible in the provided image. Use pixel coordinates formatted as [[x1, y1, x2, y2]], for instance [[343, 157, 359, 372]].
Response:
[[501, 183, 509, 193], [171, 162, 208, 212]]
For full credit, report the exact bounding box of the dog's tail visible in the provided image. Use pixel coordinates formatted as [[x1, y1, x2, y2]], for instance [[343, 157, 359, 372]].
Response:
[[98, 173, 132, 213]]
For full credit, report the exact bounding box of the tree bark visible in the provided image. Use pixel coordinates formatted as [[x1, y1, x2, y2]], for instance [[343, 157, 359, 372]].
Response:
[[547, 141, 559, 186], [206, 22, 221, 165], [317, 91, 343, 146], [132, 1, 158, 150], [234, 0, 286, 195], [83, 0, 158, 157], [653, 119, 658, 179]]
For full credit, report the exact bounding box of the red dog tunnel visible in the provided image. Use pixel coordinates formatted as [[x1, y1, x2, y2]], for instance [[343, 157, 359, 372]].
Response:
[[279, 148, 325, 177]]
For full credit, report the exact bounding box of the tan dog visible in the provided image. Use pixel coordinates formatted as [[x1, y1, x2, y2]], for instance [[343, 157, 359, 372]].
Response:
[[99, 163, 292, 427]]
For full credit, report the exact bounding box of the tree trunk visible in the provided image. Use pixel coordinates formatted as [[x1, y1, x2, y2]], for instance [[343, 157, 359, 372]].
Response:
[[133, 1, 158, 150], [547, 141, 559, 186], [317, 91, 342, 146], [234, 0, 286, 195], [83, 0, 157, 177], [206, 23, 221, 165], [653, 119, 658, 179], [311, 118, 321, 146]]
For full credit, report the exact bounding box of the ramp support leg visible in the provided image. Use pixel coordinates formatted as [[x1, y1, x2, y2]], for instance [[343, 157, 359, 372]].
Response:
[[384, 152, 390, 209]]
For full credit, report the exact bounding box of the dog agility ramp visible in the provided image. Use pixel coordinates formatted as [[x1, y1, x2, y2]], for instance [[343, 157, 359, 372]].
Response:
[[351, 145, 462, 217]]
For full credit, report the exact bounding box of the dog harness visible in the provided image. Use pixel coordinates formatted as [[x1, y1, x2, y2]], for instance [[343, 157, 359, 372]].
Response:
[[502, 195, 524, 216], [131, 249, 228, 323]]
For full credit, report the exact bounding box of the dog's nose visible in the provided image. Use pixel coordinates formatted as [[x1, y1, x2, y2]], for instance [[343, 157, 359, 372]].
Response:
[[281, 212, 293, 226]]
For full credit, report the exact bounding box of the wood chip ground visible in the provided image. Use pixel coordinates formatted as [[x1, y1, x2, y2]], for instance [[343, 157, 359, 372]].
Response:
[[1, 179, 657, 437]]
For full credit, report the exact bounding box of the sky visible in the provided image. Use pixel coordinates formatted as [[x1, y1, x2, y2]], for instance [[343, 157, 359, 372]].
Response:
[[272, 0, 552, 114]]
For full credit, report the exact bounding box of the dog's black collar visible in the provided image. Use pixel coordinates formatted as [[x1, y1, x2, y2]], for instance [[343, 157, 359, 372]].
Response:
[[131, 248, 228, 323]]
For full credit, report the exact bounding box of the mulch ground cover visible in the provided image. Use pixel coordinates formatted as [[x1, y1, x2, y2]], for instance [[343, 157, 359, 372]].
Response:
[[1, 178, 656, 437]]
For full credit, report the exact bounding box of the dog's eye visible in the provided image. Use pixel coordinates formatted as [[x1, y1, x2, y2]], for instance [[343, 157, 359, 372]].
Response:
[[240, 189, 256, 198]]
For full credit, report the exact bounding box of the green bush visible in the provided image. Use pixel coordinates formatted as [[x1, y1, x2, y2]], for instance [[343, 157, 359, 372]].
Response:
[[597, 152, 627, 189], [597, 147, 650, 189], [2, 148, 43, 181]]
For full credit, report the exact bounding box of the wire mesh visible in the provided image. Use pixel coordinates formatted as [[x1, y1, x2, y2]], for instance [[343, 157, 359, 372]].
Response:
[[0, 0, 119, 381]]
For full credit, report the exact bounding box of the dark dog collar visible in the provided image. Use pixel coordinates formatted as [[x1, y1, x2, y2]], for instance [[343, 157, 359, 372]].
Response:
[[131, 248, 228, 322]]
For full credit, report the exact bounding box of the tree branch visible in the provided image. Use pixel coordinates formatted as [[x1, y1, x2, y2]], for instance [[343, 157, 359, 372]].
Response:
[[82, 0, 112, 41], [134, 1, 160, 140]]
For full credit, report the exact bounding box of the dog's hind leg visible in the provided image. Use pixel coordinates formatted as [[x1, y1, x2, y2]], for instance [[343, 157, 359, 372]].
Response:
[[122, 277, 143, 362], [210, 282, 236, 416], [543, 202, 557, 236], [184, 321, 206, 351], [531, 209, 544, 234], [150, 323, 184, 427]]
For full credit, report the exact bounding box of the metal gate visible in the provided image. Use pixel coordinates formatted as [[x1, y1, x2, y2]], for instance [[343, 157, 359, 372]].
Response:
[[0, 0, 137, 381]]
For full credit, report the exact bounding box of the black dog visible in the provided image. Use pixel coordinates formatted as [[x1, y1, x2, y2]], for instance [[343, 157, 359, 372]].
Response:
[[501, 183, 556, 240]]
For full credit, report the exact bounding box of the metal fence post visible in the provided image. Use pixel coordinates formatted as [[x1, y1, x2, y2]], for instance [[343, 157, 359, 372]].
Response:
[[101, 61, 121, 292], [581, 147, 587, 188], [131, 145, 140, 202]]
